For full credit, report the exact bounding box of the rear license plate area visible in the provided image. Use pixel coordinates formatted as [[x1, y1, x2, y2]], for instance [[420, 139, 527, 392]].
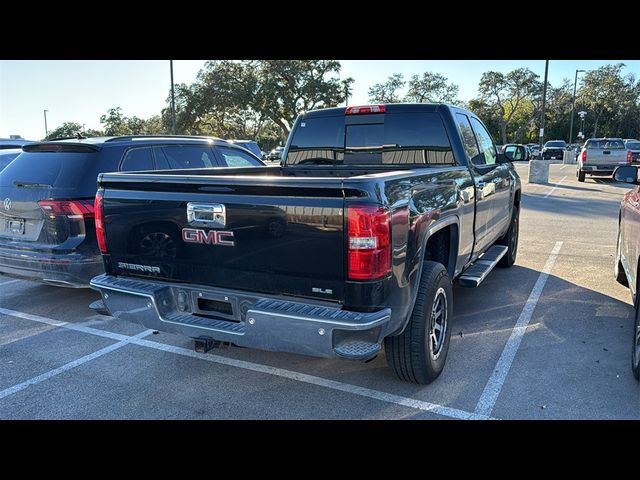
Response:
[[4, 218, 25, 235], [191, 291, 238, 322]]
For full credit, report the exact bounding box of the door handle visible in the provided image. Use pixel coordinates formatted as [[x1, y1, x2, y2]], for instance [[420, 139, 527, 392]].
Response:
[[187, 203, 227, 228]]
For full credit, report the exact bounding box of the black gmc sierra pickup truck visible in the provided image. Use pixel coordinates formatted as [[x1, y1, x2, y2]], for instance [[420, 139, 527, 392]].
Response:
[[90, 104, 522, 384]]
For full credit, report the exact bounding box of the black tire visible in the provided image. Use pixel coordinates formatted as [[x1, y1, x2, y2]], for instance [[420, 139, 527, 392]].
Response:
[[578, 170, 586, 182], [384, 261, 452, 384], [496, 204, 519, 268], [632, 293, 640, 381], [615, 230, 628, 286]]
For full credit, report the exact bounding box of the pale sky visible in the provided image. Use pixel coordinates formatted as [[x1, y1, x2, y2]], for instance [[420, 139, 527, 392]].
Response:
[[1, 60, 638, 140]]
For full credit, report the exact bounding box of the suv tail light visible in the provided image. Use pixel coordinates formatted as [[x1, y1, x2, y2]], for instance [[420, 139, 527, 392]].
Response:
[[581, 150, 587, 163], [38, 199, 95, 220], [345, 105, 386, 115], [94, 191, 107, 254], [627, 150, 633, 163], [347, 205, 391, 280]]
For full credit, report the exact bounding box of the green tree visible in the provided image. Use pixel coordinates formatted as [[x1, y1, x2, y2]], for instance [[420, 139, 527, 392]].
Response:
[[577, 63, 639, 138], [45, 122, 84, 140], [405, 72, 459, 104], [478, 68, 541, 144], [172, 60, 351, 139], [368, 73, 405, 103], [100, 107, 132, 135]]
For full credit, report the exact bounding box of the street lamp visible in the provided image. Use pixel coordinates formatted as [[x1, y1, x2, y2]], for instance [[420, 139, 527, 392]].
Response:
[[43, 109, 49, 138], [578, 111, 587, 140], [568, 69, 586, 145]]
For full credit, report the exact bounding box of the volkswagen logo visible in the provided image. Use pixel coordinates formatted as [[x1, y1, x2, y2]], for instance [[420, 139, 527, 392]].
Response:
[[3, 198, 11, 211]]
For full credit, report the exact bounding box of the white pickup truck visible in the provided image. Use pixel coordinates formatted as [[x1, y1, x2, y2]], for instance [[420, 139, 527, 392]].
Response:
[[576, 138, 631, 182]]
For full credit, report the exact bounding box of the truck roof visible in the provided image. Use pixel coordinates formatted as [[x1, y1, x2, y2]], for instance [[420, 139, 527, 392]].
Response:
[[302, 103, 460, 118]]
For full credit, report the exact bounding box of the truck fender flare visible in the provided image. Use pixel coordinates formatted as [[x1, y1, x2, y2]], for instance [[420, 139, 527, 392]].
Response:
[[392, 215, 459, 337]]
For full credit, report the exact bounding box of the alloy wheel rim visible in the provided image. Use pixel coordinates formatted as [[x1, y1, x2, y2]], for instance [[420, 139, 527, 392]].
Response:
[[429, 287, 448, 360]]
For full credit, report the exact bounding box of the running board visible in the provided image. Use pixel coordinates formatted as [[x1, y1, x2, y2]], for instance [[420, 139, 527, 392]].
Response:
[[457, 245, 508, 288]]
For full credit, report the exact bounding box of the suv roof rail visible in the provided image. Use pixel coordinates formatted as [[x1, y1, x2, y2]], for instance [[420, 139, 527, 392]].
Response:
[[103, 134, 222, 143]]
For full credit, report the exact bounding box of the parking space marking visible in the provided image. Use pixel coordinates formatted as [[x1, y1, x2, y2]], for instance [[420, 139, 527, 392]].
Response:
[[0, 330, 153, 401], [0, 307, 135, 343], [474, 241, 563, 417], [544, 176, 568, 198], [1, 307, 491, 420], [0, 279, 21, 287], [125, 337, 492, 420]]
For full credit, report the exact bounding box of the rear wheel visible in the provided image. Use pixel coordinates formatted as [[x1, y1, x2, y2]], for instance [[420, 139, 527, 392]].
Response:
[[496, 205, 519, 268], [632, 294, 640, 381], [578, 170, 586, 182], [384, 261, 452, 384]]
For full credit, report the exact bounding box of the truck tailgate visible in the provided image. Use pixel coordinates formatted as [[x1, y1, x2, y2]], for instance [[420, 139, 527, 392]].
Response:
[[99, 174, 346, 303], [585, 148, 627, 166]]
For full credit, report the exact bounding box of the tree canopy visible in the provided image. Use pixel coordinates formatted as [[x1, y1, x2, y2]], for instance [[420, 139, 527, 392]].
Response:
[[45, 62, 640, 147]]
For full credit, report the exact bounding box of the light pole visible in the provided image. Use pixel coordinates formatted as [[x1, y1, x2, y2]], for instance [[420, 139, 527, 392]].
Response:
[[170, 60, 176, 135], [43, 109, 49, 138], [539, 60, 549, 153], [578, 111, 587, 141], [568, 69, 585, 145]]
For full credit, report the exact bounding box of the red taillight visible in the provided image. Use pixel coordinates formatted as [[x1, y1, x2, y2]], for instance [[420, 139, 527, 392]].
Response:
[[347, 205, 391, 280], [627, 150, 633, 163], [38, 199, 95, 219], [94, 191, 107, 254], [581, 150, 587, 163], [345, 105, 386, 115]]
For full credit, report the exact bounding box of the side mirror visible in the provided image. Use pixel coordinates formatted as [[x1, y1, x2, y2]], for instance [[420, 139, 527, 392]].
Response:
[[613, 166, 639, 184], [503, 145, 526, 162]]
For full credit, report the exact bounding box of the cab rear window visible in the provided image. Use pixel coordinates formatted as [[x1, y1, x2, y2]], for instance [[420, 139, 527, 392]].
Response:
[[285, 112, 454, 166]]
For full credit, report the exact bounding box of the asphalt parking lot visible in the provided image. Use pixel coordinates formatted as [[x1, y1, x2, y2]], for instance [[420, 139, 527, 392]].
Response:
[[1, 162, 639, 419]]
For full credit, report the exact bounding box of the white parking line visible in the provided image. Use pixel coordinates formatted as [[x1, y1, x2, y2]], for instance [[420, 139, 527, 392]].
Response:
[[0, 307, 136, 343], [0, 279, 21, 287], [0, 308, 491, 420], [0, 330, 153, 401], [474, 241, 563, 417], [128, 337, 491, 420], [544, 176, 568, 198]]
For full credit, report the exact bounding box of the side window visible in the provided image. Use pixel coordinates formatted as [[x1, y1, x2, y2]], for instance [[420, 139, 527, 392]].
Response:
[[121, 147, 154, 171], [469, 117, 497, 166], [455, 113, 481, 165], [216, 146, 261, 167], [153, 147, 170, 170], [160, 145, 215, 169]]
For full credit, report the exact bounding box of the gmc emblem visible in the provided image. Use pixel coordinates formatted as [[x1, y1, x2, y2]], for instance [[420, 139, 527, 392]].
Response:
[[182, 228, 235, 247]]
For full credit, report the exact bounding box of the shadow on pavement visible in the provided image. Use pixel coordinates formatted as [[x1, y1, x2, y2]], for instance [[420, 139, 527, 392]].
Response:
[[521, 192, 621, 218]]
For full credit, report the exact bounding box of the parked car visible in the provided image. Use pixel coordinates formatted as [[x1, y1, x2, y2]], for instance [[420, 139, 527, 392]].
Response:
[[503, 143, 529, 161], [227, 139, 263, 159], [267, 146, 284, 161], [0, 135, 264, 288], [0, 138, 36, 150], [527, 143, 540, 159], [541, 140, 567, 160], [90, 103, 522, 384], [0, 148, 22, 172], [577, 138, 629, 182], [624, 139, 640, 164], [613, 164, 640, 380]]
